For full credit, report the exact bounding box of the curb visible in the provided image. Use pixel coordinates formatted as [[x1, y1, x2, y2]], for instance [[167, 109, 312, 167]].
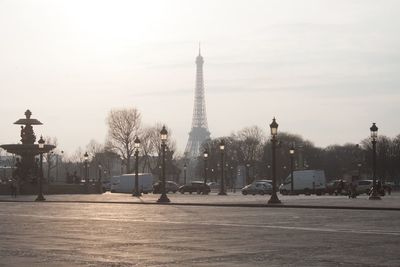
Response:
[[1, 199, 399, 211]]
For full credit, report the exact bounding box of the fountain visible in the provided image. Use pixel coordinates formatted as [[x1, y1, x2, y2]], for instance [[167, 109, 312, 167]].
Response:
[[1, 110, 55, 185]]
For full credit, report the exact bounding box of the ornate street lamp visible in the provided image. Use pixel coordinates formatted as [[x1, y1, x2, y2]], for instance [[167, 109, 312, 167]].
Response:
[[357, 163, 362, 179], [218, 139, 227, 195], [289, 143, 295, 195], [157, 126, 170, 203], [369, 123, 381, 200], [268, 117, 281, 204], [230, 166, 235, 192], [98, 164, 102, 182], [203, 149, 209, 192], [132, 136, 141, 197], [84, 152, 89, 192], [97, 163, 103, 193], [2, 165, 6, 180], [245, 163, 250, 185], [183, 163, 187, 184], [35, 136, 46, 201]]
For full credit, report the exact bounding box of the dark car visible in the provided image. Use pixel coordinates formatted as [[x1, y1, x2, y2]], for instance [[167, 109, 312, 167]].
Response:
[[241, 181, 272, 196], [153, 181, 179, 194], [101, 180, 111, 192], [179, 181, 210, 194], [326, 179, 348, 195]]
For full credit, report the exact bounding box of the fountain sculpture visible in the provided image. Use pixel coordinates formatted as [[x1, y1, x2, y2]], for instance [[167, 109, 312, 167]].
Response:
[[1, 110, 55, 184]]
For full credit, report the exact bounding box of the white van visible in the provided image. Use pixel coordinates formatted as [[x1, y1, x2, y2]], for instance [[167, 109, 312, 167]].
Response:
[[279, 170, 326, 195], [110, 173, 153, 194]]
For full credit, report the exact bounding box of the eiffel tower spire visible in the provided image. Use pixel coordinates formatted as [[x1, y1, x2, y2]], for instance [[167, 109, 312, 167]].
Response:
[[184, 48, 211, 158]]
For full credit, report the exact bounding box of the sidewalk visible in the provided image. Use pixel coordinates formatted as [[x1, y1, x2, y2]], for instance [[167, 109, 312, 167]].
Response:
[[1, 192, 399, 210]]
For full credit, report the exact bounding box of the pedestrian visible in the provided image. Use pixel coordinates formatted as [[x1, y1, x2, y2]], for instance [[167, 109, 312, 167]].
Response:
[[337, 179, 344, 195], [10, 180, 17, 198], [348, 182, 356, 199], [377, 180, 383, 196]]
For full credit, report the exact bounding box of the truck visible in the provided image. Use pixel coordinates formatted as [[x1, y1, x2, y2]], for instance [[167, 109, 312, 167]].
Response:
[[279, 169, 326, 195], [110, 173, 153, 194]]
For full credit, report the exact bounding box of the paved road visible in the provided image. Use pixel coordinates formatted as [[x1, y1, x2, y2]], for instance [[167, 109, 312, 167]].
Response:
[[1, 191, 400, 209], [0, 201, 399, 266]]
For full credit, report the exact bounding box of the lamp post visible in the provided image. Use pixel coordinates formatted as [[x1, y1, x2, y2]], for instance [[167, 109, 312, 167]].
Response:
[[369, 123, 381, 200], [98, 163, 103, 193], [218, 139, 227, 195], [84, 152, 89, 192], [55, 153, 59, 182], [289, 143, 295, 195], [157, 126, 170, 203], [268, 117, 281, 204], [245, 163, 250, 185], [58, 150, 64, 182], [2, 165, 5, 181], [230, 166, 235, 192], [357, 163, 362, 179], [132, 136, 141, 197], [35, 136, 46, 201], [183, 163, 187, 184], [203, 150, 208, 188], [98, 164, 102, 182]]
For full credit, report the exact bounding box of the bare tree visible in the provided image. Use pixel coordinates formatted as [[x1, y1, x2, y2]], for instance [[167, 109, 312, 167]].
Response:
[[140, 126, 159, 173], [86, 139, 104, 157], [106, 108, 141, 174], [43, 136, 57, 182], [140, 123, 177, 176], [236, 126, 265, 164]]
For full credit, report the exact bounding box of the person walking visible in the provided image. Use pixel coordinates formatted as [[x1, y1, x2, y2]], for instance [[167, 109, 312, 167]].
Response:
[[348, 182, 357, 198], [10, 180, 17, 198]]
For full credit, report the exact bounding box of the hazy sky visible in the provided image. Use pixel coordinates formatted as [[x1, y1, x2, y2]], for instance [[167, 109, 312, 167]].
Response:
[[1, 0, 399, 156]]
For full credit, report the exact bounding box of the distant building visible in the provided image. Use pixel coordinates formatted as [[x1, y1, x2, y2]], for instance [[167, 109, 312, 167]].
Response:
[[184, 48, 212, 181], [184, 47, 211, 158]]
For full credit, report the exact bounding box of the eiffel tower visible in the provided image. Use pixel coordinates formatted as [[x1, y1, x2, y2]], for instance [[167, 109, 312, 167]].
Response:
[[184, 47, 211, 158]]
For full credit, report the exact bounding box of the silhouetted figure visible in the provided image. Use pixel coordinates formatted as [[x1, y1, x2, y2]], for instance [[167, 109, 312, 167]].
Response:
[[377, 180, 384, 196], [387, 184, 392, 195], [13, 158, 22, 178], [20, 126, 26, 143], [348, 182, 357, 198], [66, 171, 73, 184], [335, 180, 344, 195], [10, 180, 17, 198], [73, 171, 80, 184]]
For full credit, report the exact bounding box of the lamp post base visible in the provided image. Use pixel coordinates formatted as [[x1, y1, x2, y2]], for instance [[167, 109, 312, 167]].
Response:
[[267, 194, 281, 204], [218, 191, 227, 195], [369, 194, 382, 200], [157, 194, 170, 203], [369, 188, 382, 200], [35, 194, 46, 201], [132, 192, 142, 197]]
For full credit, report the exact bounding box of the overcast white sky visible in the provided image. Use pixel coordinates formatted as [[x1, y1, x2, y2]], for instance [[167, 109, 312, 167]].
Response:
[[0, 0, 399, 156]]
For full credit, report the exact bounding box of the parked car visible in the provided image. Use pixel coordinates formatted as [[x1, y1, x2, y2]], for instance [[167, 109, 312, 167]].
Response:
[[355, 179, 373, 195], [256, 179, 272, 185], [153, 181, 179, 194], [101, 180, 111, 192], [206, 182, 219, 190], [326, 179, 349, 195], [242, 181, 272, 195], [179, 181, 210, 194]]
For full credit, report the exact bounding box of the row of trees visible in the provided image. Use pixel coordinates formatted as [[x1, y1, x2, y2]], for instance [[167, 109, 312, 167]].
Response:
[[3, 107, 398, 185], [42, 108, 182, 182], [192, 126, 400, 184]]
